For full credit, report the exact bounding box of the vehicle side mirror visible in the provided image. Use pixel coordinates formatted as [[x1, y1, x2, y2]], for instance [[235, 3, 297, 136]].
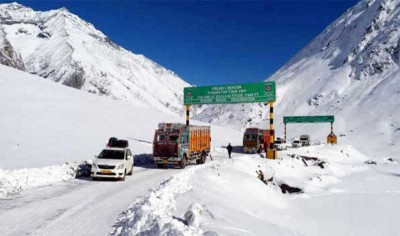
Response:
[[127, 156, 131, 160]]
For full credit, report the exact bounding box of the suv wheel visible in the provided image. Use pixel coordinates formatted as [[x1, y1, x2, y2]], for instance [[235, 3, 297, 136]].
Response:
[[121, 169, 126, 181]]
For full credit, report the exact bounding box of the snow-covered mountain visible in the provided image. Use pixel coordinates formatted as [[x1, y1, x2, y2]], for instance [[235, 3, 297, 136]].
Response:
[[0, 2, 189, 114], [195, 0, 400, 158]]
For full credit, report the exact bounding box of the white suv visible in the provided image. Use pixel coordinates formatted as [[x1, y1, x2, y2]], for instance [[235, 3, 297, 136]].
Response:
[[91, 147, 134, 181], [274, 139, 289, 150]]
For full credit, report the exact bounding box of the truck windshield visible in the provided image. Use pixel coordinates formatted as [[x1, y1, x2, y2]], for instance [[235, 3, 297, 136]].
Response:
[[157, 134, 166, 142], [169, 135, 179, 142], [244, 134, 257, 141], [98, 150, 124, 160]]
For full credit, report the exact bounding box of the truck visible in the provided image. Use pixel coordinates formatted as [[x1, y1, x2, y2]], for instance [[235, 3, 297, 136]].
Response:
[[300, 135, 311, 146], [242, 128, 271, 153], [153, 123, 211, 168]]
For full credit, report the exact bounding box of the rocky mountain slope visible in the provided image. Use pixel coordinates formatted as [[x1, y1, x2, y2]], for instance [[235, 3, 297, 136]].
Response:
[[195, 0, 400, 157], [0, 2, 189, 114]]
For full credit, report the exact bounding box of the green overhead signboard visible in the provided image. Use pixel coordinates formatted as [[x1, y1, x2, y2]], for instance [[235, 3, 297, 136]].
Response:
[[283, 116, 335, 124], [184, 82, 276, 105]]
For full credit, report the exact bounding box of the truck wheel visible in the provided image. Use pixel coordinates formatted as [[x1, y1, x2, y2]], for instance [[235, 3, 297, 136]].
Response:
[[200, 153, 206, 164], [157, 163, 164, 168], [180, 157, 187, 169], [92, 177, 97, 181]]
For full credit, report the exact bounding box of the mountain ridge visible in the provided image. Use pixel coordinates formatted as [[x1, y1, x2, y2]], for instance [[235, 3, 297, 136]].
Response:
[[194, 0, 400, 158], [0, 2, 189, 114]]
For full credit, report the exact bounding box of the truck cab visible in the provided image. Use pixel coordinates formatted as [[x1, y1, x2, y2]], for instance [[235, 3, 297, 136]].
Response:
[[300, 135, 311, 146], [243, 128, 270, 153], [91, 145, 133, 181], [153, 124, 182, 167]]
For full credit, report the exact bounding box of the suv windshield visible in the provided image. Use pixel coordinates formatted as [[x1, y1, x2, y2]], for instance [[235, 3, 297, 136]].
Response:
[[98, 150, 125, 160]]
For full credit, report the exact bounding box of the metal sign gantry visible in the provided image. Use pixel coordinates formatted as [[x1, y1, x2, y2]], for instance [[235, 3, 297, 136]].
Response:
[[184, 81, 278, 159], [283, 115, 337, 144]]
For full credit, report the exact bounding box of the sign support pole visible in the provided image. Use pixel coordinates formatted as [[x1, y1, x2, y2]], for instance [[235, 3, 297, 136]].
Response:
[[186, 105, 190, 126], [268, 101, 276, 159], [284, 123, 287, 141], [330, 122, 333, 133]]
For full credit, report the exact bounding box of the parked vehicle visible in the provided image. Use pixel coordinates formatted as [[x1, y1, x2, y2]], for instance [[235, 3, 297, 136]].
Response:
[[243, 128, 270, 153], [153, 123, 211, 168], [292, 139, 302, 148], [274, 138, 289, 150], [300, 135, 311, 146], [91, 138, 133, 181]]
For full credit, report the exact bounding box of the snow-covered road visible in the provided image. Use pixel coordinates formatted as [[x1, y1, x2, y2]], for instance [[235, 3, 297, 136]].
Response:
[[0, 165, 188, 236]]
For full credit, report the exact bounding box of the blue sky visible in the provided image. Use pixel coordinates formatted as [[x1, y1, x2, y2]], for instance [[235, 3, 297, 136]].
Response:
[[14, 1, 358, 86]]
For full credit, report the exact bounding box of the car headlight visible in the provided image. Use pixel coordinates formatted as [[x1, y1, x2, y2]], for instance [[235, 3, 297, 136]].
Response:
[[116, 164, 124, 169]]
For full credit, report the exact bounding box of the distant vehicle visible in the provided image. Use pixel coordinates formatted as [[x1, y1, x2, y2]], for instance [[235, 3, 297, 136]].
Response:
[[153, 123, 211, 169], [274, 138, 289, 150], [91, 138, 133, 181], [292, 139, 302, 148], [300, 135, 311, 146], [243, 128, 270, 153]]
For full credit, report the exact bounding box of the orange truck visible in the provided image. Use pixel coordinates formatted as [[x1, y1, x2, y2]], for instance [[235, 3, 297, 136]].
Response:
[[153, 123, 211, 168], [242, 128, 271, 153]]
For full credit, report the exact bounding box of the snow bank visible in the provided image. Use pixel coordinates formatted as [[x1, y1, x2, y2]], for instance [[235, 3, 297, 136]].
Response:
[[112, 166, 205, 236], [271, 145, 368, 195], [0, 163, 76, 198], [162, 145, 368, 235]]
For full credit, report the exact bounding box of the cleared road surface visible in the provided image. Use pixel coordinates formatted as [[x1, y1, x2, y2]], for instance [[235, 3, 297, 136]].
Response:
[[0, 165, 187, 236]]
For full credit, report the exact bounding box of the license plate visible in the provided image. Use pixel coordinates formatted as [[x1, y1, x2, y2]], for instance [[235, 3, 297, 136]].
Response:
[[100, 170, 112, 174], [162, 160, 168, 164]]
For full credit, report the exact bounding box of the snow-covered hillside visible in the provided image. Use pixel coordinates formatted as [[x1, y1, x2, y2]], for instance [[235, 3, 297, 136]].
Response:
[[195, 0, 400, 158], [0, 64, 241, 170], [0, 2, 189, 114]]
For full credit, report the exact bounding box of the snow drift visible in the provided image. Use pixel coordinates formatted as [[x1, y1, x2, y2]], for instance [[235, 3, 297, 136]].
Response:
[[113, 145, 392, 236], [0, 163, 76, 198]]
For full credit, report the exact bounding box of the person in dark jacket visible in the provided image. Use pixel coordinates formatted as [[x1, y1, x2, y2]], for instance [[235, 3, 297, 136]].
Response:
[[226, 143, 233, 159]]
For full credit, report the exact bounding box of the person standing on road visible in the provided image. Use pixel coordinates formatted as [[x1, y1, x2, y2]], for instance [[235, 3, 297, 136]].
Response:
[[226, 143, 233, 159]]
